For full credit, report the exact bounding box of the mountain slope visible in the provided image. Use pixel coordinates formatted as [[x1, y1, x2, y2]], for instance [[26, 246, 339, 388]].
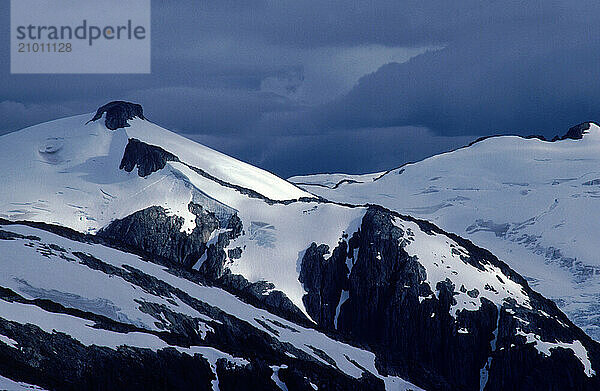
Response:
[[1, 103, 600, 390], [290, 122, 600, 340], [0, 221, 417, 391]]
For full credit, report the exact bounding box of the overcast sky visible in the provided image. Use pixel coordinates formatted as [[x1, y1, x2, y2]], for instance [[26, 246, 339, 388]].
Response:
[[2, 1, 600, 177]]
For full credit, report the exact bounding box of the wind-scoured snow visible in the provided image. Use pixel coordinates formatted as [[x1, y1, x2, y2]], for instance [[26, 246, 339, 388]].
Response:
[[147, 160, 367, 314], [224, 203, 366, 313], [291, 125, 600, 339]]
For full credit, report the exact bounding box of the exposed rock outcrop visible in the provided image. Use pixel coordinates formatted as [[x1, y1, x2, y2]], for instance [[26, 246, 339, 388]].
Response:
[[98, 203, 220, 269], [460, 122, 598, 150], [300, 206, 600, 391], [119, 138, 179, 177], [197, 215, 243, 280], [87, 101, 146, 130], [0, 246, 385, 391], [299, 242, 349, 329], [96, 205, 308, 326], [0, 317, 215, 391], [556, 122, 595, 141]]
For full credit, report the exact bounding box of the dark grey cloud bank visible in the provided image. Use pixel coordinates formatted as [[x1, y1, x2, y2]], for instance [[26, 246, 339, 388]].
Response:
[[2, 1, 600, 177]]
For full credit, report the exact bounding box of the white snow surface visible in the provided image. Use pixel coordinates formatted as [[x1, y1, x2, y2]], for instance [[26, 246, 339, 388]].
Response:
[[0, 334, 18, 349], [396, 218, 531, 316], [0, 114, 423, 387], [0, 114, 311, 235], [270, 365, 289, 391], [157, 161, 366, 314], [291, 125, 600, 339]]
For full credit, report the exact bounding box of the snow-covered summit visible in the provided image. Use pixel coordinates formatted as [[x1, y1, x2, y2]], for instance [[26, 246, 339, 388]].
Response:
[[0, 103, 312, 234]]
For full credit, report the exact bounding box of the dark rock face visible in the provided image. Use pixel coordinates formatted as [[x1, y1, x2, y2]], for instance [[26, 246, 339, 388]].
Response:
[[559, 122, 593, 140], [336, 208, 497, 390], [0, 230, 40, 241], [216, 359, 279, 391], [299, 242, 349, 328], [87, 101, 146, 130], [485, 303, 598, 391], [96, 205, 308, 325], [219, 274, 311, 327], [278, 365, 384, 391], [300, 206, 600, 391], [98, 203, 220, 269], [197, 215, 242, 280], [548, 121, 599, 141], [119, 138, 180, 177], [0, 318, 215, 391]]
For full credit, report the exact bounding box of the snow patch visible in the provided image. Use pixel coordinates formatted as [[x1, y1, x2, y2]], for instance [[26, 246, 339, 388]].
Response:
[[270, 365, 289, 391], [0, 224, 419, 388], [517, 329, 595, 377], [334, 290, 349, 329], [292, 130, 600, 340], [0, 334, 18, 349], [0, 375, 47, 391]]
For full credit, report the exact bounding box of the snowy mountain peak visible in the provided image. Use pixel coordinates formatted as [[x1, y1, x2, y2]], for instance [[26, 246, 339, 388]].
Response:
[[290, 119, 600, 342], [0, 107, 313, 234]]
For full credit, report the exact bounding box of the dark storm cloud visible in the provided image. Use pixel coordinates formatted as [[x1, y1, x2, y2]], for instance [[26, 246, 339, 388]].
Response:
[[2, 1, 600, 175], [154, 0, 568, 48], [125, 87, 302, 135], [188, 127, 473, 179], [311, 5, 600, 138]]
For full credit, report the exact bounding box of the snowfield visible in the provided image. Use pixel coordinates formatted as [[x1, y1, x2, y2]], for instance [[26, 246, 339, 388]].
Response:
[[0, 112, 423, 389]]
